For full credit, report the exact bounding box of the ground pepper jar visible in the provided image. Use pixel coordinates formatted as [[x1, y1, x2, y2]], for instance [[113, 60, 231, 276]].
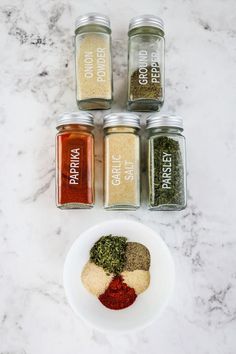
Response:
[[56, 112, 94, 209], [127, 15, 165, 112], [147, 114, 187, 211], [103, 113, 140, 210], [75, 13, 113, 110]]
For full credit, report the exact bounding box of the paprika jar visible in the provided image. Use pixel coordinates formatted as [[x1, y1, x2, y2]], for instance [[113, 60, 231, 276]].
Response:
[[56, 112, 94, 209], [127, 15, 165, 112], [75, 13, 113, 110], [147, 114, 187, 211], [103, 113, 140, 210]]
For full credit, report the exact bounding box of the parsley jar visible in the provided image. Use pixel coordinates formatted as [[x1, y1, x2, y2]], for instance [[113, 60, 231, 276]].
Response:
[[127, 15, 165, 111], [146, 114, 187, 211]]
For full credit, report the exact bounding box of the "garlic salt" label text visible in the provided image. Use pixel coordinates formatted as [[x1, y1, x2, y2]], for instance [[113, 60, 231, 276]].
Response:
[[111, 155, 135, 186]]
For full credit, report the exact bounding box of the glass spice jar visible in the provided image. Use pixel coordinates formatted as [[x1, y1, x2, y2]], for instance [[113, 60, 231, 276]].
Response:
[[147, 114, 187, 211], [56, 112, 94, 209], [127, 15, 165, 112], [103, 113, 141, 210], [75, 13, 113, 110]]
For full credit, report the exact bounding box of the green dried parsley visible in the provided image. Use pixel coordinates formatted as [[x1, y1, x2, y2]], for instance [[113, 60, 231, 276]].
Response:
[[151, 136, 185, 207], [90, 235, 127, 275]]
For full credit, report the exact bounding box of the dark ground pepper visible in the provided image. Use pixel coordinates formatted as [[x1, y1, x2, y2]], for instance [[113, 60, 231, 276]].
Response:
[[124, 242, 151, 271], [151, 136, 185, 207], [130, 64, 163, 101], [90, 235, 127, 275]]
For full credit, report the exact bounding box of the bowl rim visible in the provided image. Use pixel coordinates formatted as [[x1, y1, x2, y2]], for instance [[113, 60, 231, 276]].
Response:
[[63, 219, 175, 333]]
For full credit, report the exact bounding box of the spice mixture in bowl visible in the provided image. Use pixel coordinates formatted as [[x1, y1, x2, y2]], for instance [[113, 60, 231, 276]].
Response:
[[81, 236, 151, 310], [64, 220, 175, 332]]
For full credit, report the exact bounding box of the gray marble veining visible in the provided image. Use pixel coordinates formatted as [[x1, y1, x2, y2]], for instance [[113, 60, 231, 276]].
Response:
[[0, 0, 236, 353]]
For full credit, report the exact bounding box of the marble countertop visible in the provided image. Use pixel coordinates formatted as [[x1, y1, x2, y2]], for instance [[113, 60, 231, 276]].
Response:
[[0, 0, 236, 353]]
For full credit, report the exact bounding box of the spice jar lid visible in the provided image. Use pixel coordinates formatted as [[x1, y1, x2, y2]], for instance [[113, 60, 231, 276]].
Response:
[[146, 114, 183, 130], [75, 13, 111, 30], [56, 112, 94, 127], [129, 15, 164, 32], [104, 113, 140, 129]]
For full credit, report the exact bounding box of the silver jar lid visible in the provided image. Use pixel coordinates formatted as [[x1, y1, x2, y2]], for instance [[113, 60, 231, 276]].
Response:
[[146, 114, 183, 130], [104, 113, 140, 129], [56, 112, 94, 127], [129, 15, 164, 32], [75, 13, 110, 30]]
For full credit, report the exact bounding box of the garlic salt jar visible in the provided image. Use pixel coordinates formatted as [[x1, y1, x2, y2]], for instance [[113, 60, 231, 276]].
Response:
[[103, 113, 141, 210], [56, 112, 95, 209], [75, 13, 113, 110], [127, 15, 165, 112]]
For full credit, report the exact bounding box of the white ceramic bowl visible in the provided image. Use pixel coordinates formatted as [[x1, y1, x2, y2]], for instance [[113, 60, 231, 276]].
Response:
[[63, 219, 175, 333]]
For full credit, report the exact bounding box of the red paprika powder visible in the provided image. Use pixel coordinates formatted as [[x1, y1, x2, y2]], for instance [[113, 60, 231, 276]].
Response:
[[56, 112, 94, 209], [99, 275, 137, 310]]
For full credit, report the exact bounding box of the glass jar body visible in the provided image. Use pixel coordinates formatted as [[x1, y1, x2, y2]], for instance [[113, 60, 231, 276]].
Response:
[[56, 124, 94, 209], [147, 127, 186, 210], [128, 27, 165, 112], [75, 24, 113, 110], [104, 126, 140, 210]]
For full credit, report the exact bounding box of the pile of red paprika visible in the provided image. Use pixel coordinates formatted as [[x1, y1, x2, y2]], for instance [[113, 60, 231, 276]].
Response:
[[99, 275, 137, 310]]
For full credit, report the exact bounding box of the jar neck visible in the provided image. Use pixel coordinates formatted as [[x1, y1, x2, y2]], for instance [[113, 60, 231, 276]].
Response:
[[147, 127, 183, 135], [57, 124, 94, 133], [75, 24, 111, 35], [128, 26, 164, 37], [105, 126, 139, 134]]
